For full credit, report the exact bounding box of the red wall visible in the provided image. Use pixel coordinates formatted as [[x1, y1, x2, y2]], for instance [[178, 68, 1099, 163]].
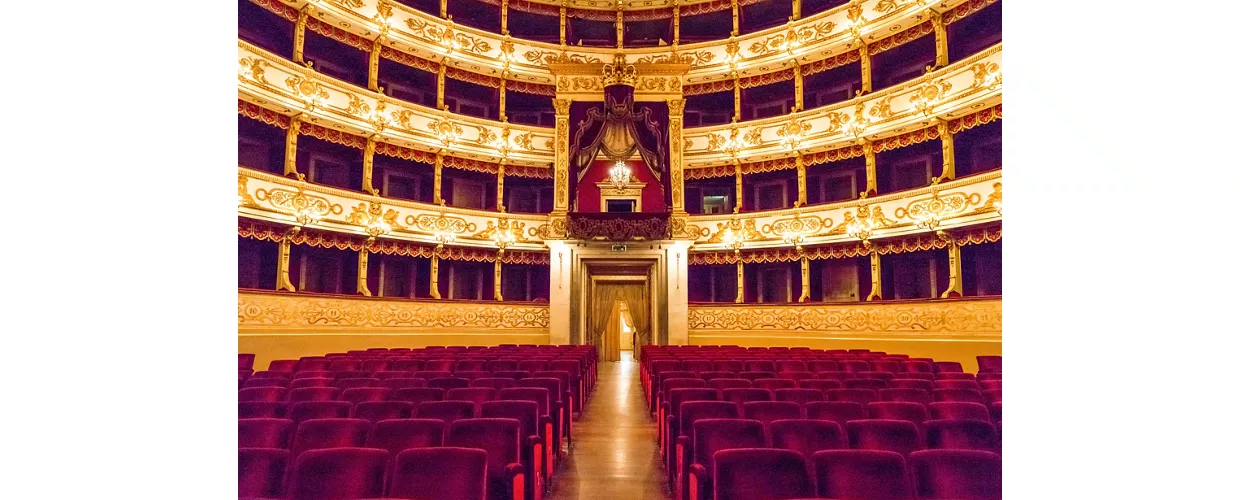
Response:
[[575, 159, 667, 212]]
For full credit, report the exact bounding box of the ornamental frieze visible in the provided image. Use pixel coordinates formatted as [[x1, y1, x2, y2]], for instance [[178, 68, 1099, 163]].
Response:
[[239, 292, 550, 330], [687, 299, 1001, 335]]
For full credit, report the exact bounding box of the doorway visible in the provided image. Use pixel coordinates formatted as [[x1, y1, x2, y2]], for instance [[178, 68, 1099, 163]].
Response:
[[588, 276, 651, 362]]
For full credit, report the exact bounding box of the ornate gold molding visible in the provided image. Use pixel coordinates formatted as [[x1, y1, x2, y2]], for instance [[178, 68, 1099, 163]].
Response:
[[688, 298, 1001, 335], [239, 291, 551, 330]]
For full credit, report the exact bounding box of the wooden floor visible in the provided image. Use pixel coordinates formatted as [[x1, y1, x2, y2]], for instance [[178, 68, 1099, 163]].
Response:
[[547, 351, 673, 500]]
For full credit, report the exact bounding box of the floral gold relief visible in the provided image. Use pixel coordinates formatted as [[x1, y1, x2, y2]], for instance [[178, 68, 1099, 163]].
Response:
[[239, 293, 551, 330], [688, 299, 1001, 335]]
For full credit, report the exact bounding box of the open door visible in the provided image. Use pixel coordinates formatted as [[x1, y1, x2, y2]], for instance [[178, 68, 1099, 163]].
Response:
[[589, 281, 649, 362]]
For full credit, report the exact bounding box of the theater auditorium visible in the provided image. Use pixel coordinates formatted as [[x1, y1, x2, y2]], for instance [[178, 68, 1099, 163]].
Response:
[[237, 0, 1002, 498]]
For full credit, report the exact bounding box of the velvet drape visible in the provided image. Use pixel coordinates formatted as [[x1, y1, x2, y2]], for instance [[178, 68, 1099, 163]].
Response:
[[568, 85, 671, 211], [589, 281, 649, 362]]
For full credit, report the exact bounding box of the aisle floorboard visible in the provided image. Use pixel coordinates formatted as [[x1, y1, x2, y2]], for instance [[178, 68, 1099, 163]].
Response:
[[547, 351, 673, 500]]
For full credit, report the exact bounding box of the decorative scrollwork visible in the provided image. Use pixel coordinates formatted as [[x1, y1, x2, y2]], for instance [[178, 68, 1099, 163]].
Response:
[[970, 61, 1002, 90], [636, 51, 715, 66], [405, 213, 477, 234], [404, 18, 493, 55], [894, 191, 982, 229], [762, 215, 832, 238], [909, 78, 953, 116], [238, 57, 269, 84], [524, 51, 601, 65], [748, 22, 837, 56], [254, 187, 344, 224], [346, 201, 407, 236]]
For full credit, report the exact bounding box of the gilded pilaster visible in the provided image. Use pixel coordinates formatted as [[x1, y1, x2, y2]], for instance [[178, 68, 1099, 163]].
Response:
[[866, 252, 882, 301], [429, 252, 442, 299], [293, 7, 309, 64], [497, 161, 506, 212], [731, 0, 739, 36], [941, 238, 963, 299], [732, 76, 741, 122], [673, 6, 681, 45], [498, 79, 507, 121], [368, 38, 382, 91], [494, 254, 505, 301], [284, 115, 305, 180], [617, 10, 624, 49], [859, 42, 872, 94], [799, 254, 810, 302], [932, 11, 948, 68], [559, 5, 567, 45], [792, 0, 801, 21], [436, 64, 447, 110], [793, 62, 804, 111], [733, 161, 743, 213], [501, 0, 509, 34], [935, 119, 955, 183], [276, 227, 300, 292], [735, 260, 745, 303], [433, 152, 445, 205], [668, 99, 686, 213], [357, 242, 372, 296], [553, 98, 572, 212], [862, 138, 876, 197], [440, 0, 448, 18], [796, 154, 807, 207], [362, 136, 378, 195]]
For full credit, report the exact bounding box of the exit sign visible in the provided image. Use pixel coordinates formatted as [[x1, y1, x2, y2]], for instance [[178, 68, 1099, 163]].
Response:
[[611, 244, 627, 252]]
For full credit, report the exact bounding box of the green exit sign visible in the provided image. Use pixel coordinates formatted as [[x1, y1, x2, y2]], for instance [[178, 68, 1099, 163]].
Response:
[[611, 244, 627, 252]]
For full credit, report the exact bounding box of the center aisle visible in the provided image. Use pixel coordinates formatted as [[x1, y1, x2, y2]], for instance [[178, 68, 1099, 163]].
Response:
[[547, 351, 672, 500]]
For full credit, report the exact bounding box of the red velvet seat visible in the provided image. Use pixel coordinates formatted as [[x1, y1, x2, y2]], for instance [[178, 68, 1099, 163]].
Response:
[[341, 387, 392, 404], [847, 419, 923, 457], [805, 401, 867, 426], [288, 401, 352, 424], [719, 388, 772, 406], [286, 447, 388, 500], [737, 371, 777, 381], [480, 401, 546, 500], [516, 377, 567, 451], [239, 387, 287, 402], [413, 370, 453, 380], [812, 449, 916, 500], [352, 401, 414, 423], [290, 418, 372, 458], [239, 418, 295, 449], [889, 378, 935, 391], [372, 370, 414, 381], [239, 353, 256, 371], [671, 402, 740, 482], [391, 387, 444, 407], [828, 388, 880, 405], [816, 371, 858, 381], [293, 370, 333, 379], [239, 447, 290, 499], [774, 388, 825, 404], [990, 401, 1001, 422], [423, 359, 456, 372], [903, 361, 933, 373], [755, 378, 797, 391], [446, 387, 498, 410], [979, 379, 1002, 392], [472, 377, 517, 390], [427, 377, 471, 391], [775, 360, 807, 372], [682, 359, 714, 373], [976, 355, 1001, 373], [769, 419, 847, 458], [456, 359, 488, 372], [335, 377, 380, 390], [935, 379, 981, 391], [388, 447, 488, 500], [935, 372, 976, 381], [933, 361, 964, 373], [744, 360, 776, 372], [243, 377, 290, 389], [808, 360, 841, 372], [294, 359, 328, 373], [446, 419, 527, 500], [658, 377, 709, 414], [870, 360, 903, 373], [389, 359, 425, 372], [493, 370, 530, 380], [845, 379, 889, 390], [712, 360, 744, 373], [841, 360, 872, 373], [707, 378, 753, 391], [288, 387, 340, 403], [366, 418, 445, 457], [289, 377, 334, 389], [268, 359, 299, 373], [924, 419, 999, 452], [454, 370, 491, 381], [740, 401, 801, 427], [880, 388, 932, 404], [416, 400, 478, 426], [381, 378, 428, 390], [333, 370, 370, 380], [713, 448, 815, 500], [910, 449, 1002, 500], [239, 401, 288, 419], [867, 402, 929, 427], [698, 370, 736, 381], [928, 401, 991, 422], [798, 379, 843, 393], [933, 388, 985, 404], [685, 419, 766, 500]]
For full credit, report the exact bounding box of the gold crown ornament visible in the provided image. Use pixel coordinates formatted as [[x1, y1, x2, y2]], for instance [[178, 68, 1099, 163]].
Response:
[[601, 54, 638, 87]]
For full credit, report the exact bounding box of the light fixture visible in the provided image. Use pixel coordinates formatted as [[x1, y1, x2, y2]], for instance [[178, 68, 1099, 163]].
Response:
[[844, 102, 870, 138], [777, 118, 810, 150], [290, 190, 329, 226], [909, 79, 952, 117], [432, 118, 463, 147], [721, 226, 746, 255], [846, 207, 876, 248], [608, 161, 632, 190], [492, 218, 517, 254], [908, 190, 950, 231], [433, 230, 456, 252]]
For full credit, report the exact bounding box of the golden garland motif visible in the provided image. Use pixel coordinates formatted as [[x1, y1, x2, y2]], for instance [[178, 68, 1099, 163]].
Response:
[[404, 213, 478, 234], [254, 187, 344, 222], [524, 51, 602, 65], [747, 21, 837, 56], [970, 61, 1002, 90], [826, 205, 897, 236], [239, 292, 551, 330], [687, 299, 1001, 334], [238, 57, 270, 84], [345, 201, 408, 236], [404, 19, 494, 55]]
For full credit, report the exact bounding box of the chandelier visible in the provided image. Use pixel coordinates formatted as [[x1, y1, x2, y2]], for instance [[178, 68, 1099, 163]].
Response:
[[721, 227, 746, 254], [846, 210, 876, 248], [609, 161, 632, 190]]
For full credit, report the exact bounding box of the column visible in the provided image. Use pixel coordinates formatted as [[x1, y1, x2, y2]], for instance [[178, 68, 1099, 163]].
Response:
[[731, 0, 739, 36], [859, 42, 872, 94], [357, 241, 373, 296], [368, 38, 382, 91], [666, 241, 693, 345], [616, 10, 624, 49], [866, 252, 882, 301], [276, 227, 300, 292], [792, 0, 801, 21], [293, 7, 309, 64], [440, 0, 448, 18], [429, 249, 443, 299], [498, 79, 507, 121], [501, 0, 509, 34], [932, 11, 948, 68], [362, 135, 378, 195], [436, 64, 447, 110], [673, 6, 681, 45], [798, 254, 810, 302], [732, 75, 741, 122], [284, 115, 304, 180], [494, 252, 505, 301], [793, 62, 804, 112], [559, 5, 567, 45], [497, 161, 506, 212], [862, 138, 876, 197], [935, 119, 956, 183], [433, 152, 445, 205], [668, 99, 686, 213], [547, 241, 572, 344], [733, 161, 743, 213], [940, 239, 963, 298], [796, 154, 807, 207], [735, 260, 745, 303], [552, 98, 572, 212]]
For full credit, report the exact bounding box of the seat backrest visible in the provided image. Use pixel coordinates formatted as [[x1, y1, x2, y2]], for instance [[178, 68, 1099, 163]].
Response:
[[480, 400, 540, 439], [932, 388, 985, 404], [427, 377, 471, 390], [366, 418, 445, 457], [391, 387, 445, 406], [286, 447, 388, 500], [453, 370, 491, 381], [713, 448, 814, 500], [361, 359, 390, 373], [516, 377, 563, 403], [903, 361, 934, 373], [871, 360, 904, 373], [455, 359, 488, 371], [681, 359, 713, 373], [667, 388, 719, 416], [498, 387, 551, 417], [744, 360, 776, 372], [740, 401, 801, 427], [239, 353, 257, 371], [809, 360, 841, 372], [867, 402, 930, 426], [976, 356, 1002, 373], [239, 401, 288, 419], [268, 359, 299, 373], [335, 377, 380, 390], [290, 377, 336, 389], [890, 378, 935, 391], [737, 371, 776, 381], [816, 371, 857, 382], [692, 418, 766, 472], [847, 419, 923, 457], [775, 360, 807, 372], [472, 377, 517, 391], [381, 377, 429, 390], [910, 449, 1002, 500], [239, 447, 290, 499], [805, 401, 867, 426], [423, 359, 456, 371], [776, 371, 816, 382], [292, 370, 333, 380], [845, 378, 889, 390], [983, 389, 1002, 405], [239, 418, 295, 449], [924, 419, 999, 452], [416, 400, 478, 426], [287, 401, 352, 424], [492, 370, 530, 380], [662, 377, 708, 395], [287, 387, 339, 403], [446, 387, 498, 407], [828, 388, 880, 405], [712, 360, 744, 372], [290, 418, 372, 458], [340, 387, 392, 404], [754, 378, 797, 391], [719, 388, 772, 406], [933, 361, 964, 373], [678, 401, 740, 437], [979, 379, 1002, 392], [238, 387, 287, 402], [774, 388, 825, 404], [935, 379, 981, 391], [390, 359, 425, 372], [707, 378, 754, 391], [812, 449, 916, 500], [841, 360, 872, 373], [928, 401, 992, 422], [413, 370, 453, 380], [798, 379, 843, 393], [769, 419, 847, 458], [880, 388, 932, 404], [445, 418, 522, 483], [389, 447, 488, 500], [352, 401, 414, 423]]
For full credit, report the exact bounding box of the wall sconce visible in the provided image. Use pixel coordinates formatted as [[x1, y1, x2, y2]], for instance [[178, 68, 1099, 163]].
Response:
[[777, 118, 810, 150], [721, 226, 746, 255], [433, 230, 456, 252], [844, 102, 870, 138], [910, 79, 952, 117], [492, 219, 517, 256], [608, 161, 632, 190], [432, 118, 463, 147], [846, 211, 875, 248], [844, 2, 868, 40]]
